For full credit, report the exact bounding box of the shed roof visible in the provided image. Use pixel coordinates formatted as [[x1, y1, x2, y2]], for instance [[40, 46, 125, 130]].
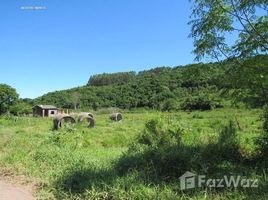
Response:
[[34, 105, 58, 109]]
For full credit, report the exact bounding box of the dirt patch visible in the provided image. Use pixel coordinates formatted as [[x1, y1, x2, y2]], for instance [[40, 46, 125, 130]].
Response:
[[0, 180, 35, 200], [0, 170, 37, 200]]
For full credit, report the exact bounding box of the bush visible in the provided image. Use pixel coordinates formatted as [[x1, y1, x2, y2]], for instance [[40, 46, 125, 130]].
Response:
[[0, 84, 19, 114], [137, 119, 182, 147], [10, 102, 32, 116], [117, 119, 188, 180], [255, 106, 268, 163], [117, 119, 242, 183], [192, 113, 204, 119], [200, 120, 241, 165], [263, 105, 268, 133], [181, 96, 214, 111], [217, 120, 239, 160], [161, 98, 180, 111]]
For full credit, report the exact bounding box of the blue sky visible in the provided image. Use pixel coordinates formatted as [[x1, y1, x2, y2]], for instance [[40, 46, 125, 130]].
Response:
[[0, 0, 196, 98]]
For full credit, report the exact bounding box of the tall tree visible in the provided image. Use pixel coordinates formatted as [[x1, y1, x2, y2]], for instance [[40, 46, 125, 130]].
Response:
[[189, 0, 268, 103], [189, 0, 268, 60], [70, 91, 81, 110], [0, 84, 19, 114]]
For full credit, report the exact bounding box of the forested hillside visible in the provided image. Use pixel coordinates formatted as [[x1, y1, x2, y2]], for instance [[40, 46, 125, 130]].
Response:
[[34, 55, 268, 111]]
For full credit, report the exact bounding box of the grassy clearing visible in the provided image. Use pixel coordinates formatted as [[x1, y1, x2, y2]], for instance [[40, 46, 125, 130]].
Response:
[[0, 108, 266, 199]]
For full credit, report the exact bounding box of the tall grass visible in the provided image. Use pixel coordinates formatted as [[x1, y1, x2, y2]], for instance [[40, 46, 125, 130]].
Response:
[[0, 109, 267, 199]]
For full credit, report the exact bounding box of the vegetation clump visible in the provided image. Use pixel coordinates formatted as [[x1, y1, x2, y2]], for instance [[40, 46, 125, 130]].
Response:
[[117, 118, 244, 183], [0, 84, 19, 114], [255, 106, 268, 164], [181, 96, 214, 111], [117, 119, 186, 180]]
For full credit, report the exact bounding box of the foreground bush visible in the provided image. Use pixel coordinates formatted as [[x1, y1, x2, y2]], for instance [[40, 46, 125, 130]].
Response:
[[117, 119, 188, 180], [117, 118, 242, 182], [202, 120, 241, 164], [255, 106, 268, 164]]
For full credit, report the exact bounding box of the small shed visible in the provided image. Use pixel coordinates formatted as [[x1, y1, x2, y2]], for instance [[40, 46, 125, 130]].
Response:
[[33, 105, 58, 117]]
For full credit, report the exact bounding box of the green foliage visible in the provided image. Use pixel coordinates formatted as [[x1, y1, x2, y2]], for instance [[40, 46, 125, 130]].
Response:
[[189, 0, 268, 114], [10, 101, 32, 116], [192, 113, 204, 119], [255, 106, 268, 163], [263, 105, 268, 133], [181, 96, 214, 111], [0, 109, 266, 199], [88, 71, 136, 86], [35, 61, 232, 111], [189, 0, 268, 61], [33, 55, 268, 111], [217, 120, 240, 160], [161, 98, 180, 111], [227, 55, 268, 106], [118, 118, 242, 182], [137, 119, 183, 147], [117, 119, 186, 179], [0, 84, 19, 114]]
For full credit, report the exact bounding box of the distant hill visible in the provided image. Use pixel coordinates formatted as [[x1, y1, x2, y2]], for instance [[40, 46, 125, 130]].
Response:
[[34, 55, 268, 111]]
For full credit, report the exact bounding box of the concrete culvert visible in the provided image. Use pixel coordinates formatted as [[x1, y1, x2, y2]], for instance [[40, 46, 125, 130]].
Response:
[[110, 113, 123, 122], [80, 112, 94, 119], [53, 114, 76, 130], [78, 114, 95, 128]]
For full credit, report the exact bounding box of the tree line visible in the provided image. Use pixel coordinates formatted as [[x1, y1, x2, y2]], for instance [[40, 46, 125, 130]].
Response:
[[33, 55, 268, 112], [0, 55, 267, 116]]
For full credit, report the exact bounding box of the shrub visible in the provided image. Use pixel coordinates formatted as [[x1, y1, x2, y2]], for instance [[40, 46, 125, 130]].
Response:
[[0, 84, 19, 114], [181, 96, 214, 111], [116, 119, 188, 180], [192, 113, 204, 119], [117, 119, 242, 183], [137, 119, 182, 147], [255, 106, 268, 163], [217, 120, 239, 159], [10, 102, 32, 116], [263, 105, 268, 133], [161, 98, 180, 111], [201, 120, 241, 164]]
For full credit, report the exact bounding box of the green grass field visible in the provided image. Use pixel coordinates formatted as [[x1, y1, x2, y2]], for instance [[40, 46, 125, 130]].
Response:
[[0, 108, 267, 199]]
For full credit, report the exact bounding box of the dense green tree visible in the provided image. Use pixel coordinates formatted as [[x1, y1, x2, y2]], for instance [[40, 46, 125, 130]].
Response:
[[88, 72, 136, 86], [0, 84, 19, 114], [35, 55, 268, 111], [189, 0, 267, 60], [189, 0, 268, 105], [10, 101, 32, 116], [70, 91, 81, 110]]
